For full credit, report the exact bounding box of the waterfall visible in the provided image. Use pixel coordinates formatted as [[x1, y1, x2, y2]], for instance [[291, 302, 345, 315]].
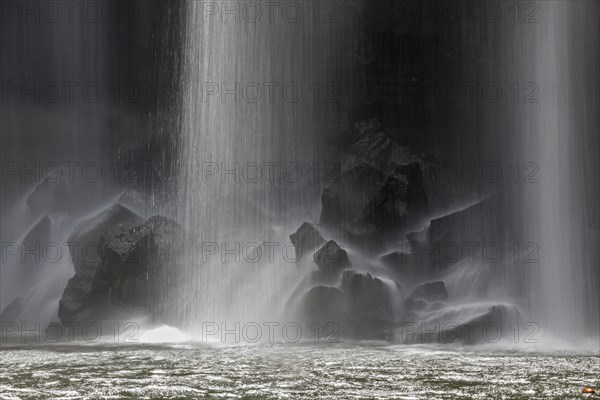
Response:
[[175, 2, 360, 329], [481, 0, 600, 342], [523, 2, 600, 339]]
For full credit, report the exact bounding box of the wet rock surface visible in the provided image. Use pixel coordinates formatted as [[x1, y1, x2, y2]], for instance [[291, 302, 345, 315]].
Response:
[[313, 240, 352, 275], [59, 214, 184, 324], [58, 204, 144, 323], [284, 118, 519, 342], [341, 270, 392, 318], [290, 222, 326, 260]]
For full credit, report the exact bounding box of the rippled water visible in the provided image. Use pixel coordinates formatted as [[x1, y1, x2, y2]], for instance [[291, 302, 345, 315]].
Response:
[[1, 342, 598, 399]]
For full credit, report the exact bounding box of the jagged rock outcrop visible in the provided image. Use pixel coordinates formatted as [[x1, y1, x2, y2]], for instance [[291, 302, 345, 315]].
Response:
[[59, 214, 183, 324], [313, 240, 351, 275], [348, 121, 473, 215], [319, 159, 429, 251], [68, 204, 144, 273], [290, 222, 326, 260], [320, 162, 386, 229], [348, 163, 429, 243], [59, 204, 143, 322], [294, 119, 515, 342]]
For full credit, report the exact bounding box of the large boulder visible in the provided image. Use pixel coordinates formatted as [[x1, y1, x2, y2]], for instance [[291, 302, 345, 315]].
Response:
[[301, 285, 347, 323], [319, 160, 429, 251], [399, 304, 521, 344], [58, 204, 143, 322], [320, 162, 386, 229], [440, 305, 521, 344], [68, 204, 144, 273], [59, 215, 184, 324], [313, 240, 351, 275], [299, 276, 397, 341], [424, 197, 510, 270], [289, 222, 326, 261], [341, 270, 392, 318], [348, 163, 429, 243]]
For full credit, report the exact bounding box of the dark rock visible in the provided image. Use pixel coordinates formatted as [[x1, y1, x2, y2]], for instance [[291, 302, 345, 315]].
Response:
[[349, 314, 398, 340], [425, 198, 506, 270], [400, 304, 521, 344], [59, 215, 184, 324], [341, 270, 392, 318], [290, 222, 326, 260], [89, 216, 183, 310], [0, 297, 25, 322], [314, 240, 351, 274], [441, 305, 521, 344], [380, 248, 425, 283], [350, 163, 429, 241], [59, 204, 143, 322], [349, 128, 472, 215], [58, 268, 97, 323], [350, 127, 416, 166], [301, 285, 347, 323], [320, 162, 386, 229], [403, 280, 448, 312], [68, 204, 144, 273], [351, 131, 392, 161], [300, 284, 397, 341], [408, 281, 448, 302], [319, 159, 429, 251], [353, 118, 382, 137]]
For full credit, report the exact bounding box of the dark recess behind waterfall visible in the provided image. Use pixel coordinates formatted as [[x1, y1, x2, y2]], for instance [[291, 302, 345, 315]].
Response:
[[0, 0, 185, 214], [2, 0, 598, 240], [2, 0, 493, 201]]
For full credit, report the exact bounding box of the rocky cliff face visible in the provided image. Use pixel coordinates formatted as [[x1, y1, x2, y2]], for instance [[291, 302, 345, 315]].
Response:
[[289, 117, 520, 343], [53, 117, 521, 344]]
